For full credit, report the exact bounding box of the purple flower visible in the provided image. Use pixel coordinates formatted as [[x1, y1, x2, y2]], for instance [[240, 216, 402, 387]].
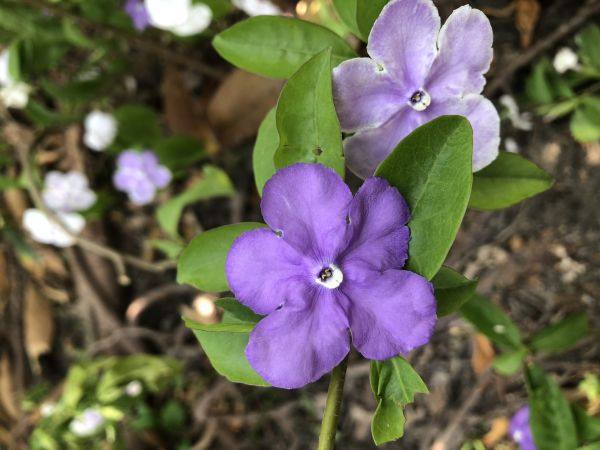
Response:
[[226, 163, 436, 389], [113, 150, 172, 206], [332, 0, 500, 179], [510, 406, 537, 450], [125, 0, 150, 31]]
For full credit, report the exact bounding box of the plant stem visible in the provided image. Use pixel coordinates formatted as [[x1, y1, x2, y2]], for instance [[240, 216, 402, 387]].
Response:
[[318, 356, 348, 450]]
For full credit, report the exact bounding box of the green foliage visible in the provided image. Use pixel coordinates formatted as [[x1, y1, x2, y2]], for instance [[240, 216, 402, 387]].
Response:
[[332, 0, 389, 40], [275, 48, 345, 177], [460, 294, 522, 350], [470, 152, 553, 210], [577, 25, 600, 72], [154, 135, 206, 176], [369, 357, 428, 445], [573, 405, 600, 445], [177, 222, 266, 292], [492, 347, 527, 375], [156, 166, 234, 238], [149, 239, 184, 259], [376, 116, 473, 280], [432, 266, 478, 317], [570, 97, 600, 143], [212, 16, 357, 78], [252, 108, 278, 195], [525, 364, 578, 450], [185, 298, 268, 386], [113, 104, 162, 148], [529, 313, 588, 354]]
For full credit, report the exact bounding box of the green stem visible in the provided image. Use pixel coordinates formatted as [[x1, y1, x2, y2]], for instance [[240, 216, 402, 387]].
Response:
[[317, 356, 349, 450]]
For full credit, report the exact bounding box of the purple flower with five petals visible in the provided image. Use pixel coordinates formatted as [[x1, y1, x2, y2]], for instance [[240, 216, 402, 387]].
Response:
[[124, 0, 150, 31], [113, 150, 171, 206], [333, 0, 500, 179], [510, 406, 537, 450], [226, 163, 436, 389]]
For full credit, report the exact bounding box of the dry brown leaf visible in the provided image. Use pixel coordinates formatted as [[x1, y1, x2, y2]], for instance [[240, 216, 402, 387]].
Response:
[[61, 125, 85, 172], [24, 283, 55, 366], [515, 0, 541, 48], [0, 353, 19, 421], [483, 416, 509, 447], [471, 333, 495, 375], [207, 69, 283, 148]]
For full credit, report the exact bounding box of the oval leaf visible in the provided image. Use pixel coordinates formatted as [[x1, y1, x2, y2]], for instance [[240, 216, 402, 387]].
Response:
[[177, 222, 266, 292], [470, 152, 553, 210], [356, 0, 389, 40], [275, 48, 345, 177], [253, 108, 278, 195], [376, 116, 473, 280], [432, 266, 478, 317], [530, 313, 588, 354], [212, 16, 357, 79]]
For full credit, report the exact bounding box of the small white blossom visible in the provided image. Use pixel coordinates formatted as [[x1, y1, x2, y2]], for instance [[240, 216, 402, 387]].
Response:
[[144, 0, 211, 36], [40, 402, 56, 417], [42, 171, 96, 213], [553, 47, 579, 74], [69, 408, 105, 437], [124, 380, 143, 397], [233, 0, 282, 16], [22, 209, 84, 248], [499, 95, 533, 131], [504, 137, 519, 153], [84, 110, 117, 151], [0, 82, 30, 109], [171, 3, 212, 36]]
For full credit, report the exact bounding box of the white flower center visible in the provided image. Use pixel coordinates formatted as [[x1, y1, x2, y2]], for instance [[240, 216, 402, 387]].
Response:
[[513, 430, 523, 442], [409, 89, 431, 111], [315, 264, 343, 289]]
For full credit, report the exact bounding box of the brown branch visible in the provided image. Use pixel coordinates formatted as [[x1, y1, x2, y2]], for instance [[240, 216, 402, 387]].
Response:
[[485, 0, 600, 96]]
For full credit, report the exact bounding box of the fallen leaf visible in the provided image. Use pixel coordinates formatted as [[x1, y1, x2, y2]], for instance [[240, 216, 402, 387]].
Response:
[[24, 283, 55, 366], [482, 416, 509, 447], [471, 333, 495, 375], [515, 0, 541, 48], [0, 353, 19, 421]]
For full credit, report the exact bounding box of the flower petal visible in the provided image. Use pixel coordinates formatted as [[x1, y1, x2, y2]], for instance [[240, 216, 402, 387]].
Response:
[[340, 177, 410, 273], [226, 228, 311, 315], [367, 0, 440, 90], [344, 107, 424, 179], [426, 5, 493, 97], [333, 58, 404, 132], [261, 164, 352, 260], [425, 94, 500, 171], [343, 269, 436, 360], [246, 287, 350, 388]]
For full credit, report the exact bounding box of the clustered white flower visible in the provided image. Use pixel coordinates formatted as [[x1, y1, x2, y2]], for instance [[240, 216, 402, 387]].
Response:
[[499, 95, 533, 131], [144, 0, 212, 36], [124, 380, 143, 397], [84, 110, 118, 151], [69, 408, 105, 437], [22, 171, 96, 248], [0, 49, 31, 109], [233, 0, 282, 16], [553, 47, 579, 74]]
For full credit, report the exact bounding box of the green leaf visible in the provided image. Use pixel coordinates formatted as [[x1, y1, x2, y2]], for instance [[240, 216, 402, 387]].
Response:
[[573, 404, 600, 444], [332, 0, 361, 37], [113, 104, 161, 147], [370, 357, 428, 445], [177, 222, 266, 292], [156, 166, 234, 238], [153, 135, 205, 175], [185, 298, 268, 386], [160, 400, 186, 432], [252, 108, 278, 195], [7, 41, 21, 81], [212, 16, 357, 79], [432, 266, 478, 317], [356, 0, 388, 40], [41, 77, 109, 105], [526, 60, 556, 104], [571, 98, 600, 143], [149, 239, 184, 259], [275, 48, 345, 177], [492, 347, 527, 375], [376, 116, 473, 280], [525, 364, 578, 450], [22, 100, 74, 127], [460, 294, 522, 350], [530, 313, 588, 354], [470, 152, 553, 210], [577, 25, 600, 71]]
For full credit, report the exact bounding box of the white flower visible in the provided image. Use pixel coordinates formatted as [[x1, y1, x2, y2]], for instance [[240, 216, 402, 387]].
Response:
[[233, 0, 281, 16], [22, 209, 84, 248], [504, 137, 519, 153], [124, 380, 143, 397], [499, 95, 533, 131], [42, 171, 97, 213], [144, 0, 212, 36], [84, 110, 117, 151], [69, 408, 105, 437], [0, 49, 14, 86], [40, 402, 56, 417], [553, 47, 579, 74], [0, 82, 30, 109]]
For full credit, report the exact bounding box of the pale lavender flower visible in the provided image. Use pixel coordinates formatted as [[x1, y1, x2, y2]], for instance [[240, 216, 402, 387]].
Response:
[[113, 150, 171, 206], [333, 0, 500, 178], [510, 406, 537, 450], [42, 171, 96, 213], [125, 0, 150, 31], [226, 163, 436, 389], [69, 408, 105, 437]]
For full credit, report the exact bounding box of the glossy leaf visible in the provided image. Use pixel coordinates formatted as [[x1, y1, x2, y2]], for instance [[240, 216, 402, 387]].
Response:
[[432, 266, 478, 317], [156, 166, 234, 238], [212, 16, 357, 79], [525, 364, 578, 450], [470, 152, 553, 210], [492, 347, 527, 375], [460, 294, 522, 350], [376, 116, 473, 280], [177, 222, 266, 292], [275, 48, 345, 177], [356, 0, 389, 40], [370, 357, 428, 445], [252, 108, 278, 195], [332, 0, 361, 37], [530, 313, 588, 354]]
